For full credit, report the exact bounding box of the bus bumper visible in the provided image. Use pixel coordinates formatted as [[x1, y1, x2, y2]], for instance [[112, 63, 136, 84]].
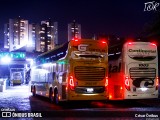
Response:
[[124, 90, 158, 99], [68, 93, 108, 101], [12, 80, 21, 86]]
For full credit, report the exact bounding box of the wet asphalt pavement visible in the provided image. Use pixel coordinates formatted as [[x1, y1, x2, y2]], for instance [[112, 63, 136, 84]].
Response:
[[0, 85, 160, 120]]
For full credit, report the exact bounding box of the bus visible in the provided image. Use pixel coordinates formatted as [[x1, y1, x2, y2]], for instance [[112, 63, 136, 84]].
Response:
[[30, 39, 108, 104], [108, 41, 159, 100], [11, 72, 22, 86]]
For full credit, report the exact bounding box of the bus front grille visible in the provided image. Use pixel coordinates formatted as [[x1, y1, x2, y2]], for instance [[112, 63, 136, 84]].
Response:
[[130, 67, 156, 79], [74, 66, 105, 81]]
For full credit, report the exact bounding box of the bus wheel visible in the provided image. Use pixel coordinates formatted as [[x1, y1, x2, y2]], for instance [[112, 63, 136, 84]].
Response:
[[32, 86, 36, 96], [54, 90, 59, 105], [49, 88, 54, 103]]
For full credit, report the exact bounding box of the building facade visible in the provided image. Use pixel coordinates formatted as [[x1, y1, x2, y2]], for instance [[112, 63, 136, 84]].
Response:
[[35, 19, 58, 52], [27, 24, 36, 52], [4, 18, 58, 53], [4, 23, 9, 49], [4, 17, 29, 51], [68, 20, 81, 41]]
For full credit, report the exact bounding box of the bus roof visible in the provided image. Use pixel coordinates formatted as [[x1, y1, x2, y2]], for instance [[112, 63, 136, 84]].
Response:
[[37, 42, 69, 58], [37, 39, 101, 58]]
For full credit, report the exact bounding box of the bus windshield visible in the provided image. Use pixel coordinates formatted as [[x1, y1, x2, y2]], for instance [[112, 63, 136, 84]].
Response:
[[72, 51, 106, 59], [127, 43, 157, 61]]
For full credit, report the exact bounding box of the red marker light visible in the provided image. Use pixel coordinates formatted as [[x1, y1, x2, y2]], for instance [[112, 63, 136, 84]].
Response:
[[72, 37, 79, 42], [128, 42, 132, 45], [151, 43, 156, 46], [101, 41, 106, 44]]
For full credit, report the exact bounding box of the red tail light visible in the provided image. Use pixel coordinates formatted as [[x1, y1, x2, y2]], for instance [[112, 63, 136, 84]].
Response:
[[105, 77, 108, 86], [101, 41, 106, 44], [69, 76, 75, 90], [105, 77, 108, 91], [156, 77, 159, 90], [125, 76, 130, 91]]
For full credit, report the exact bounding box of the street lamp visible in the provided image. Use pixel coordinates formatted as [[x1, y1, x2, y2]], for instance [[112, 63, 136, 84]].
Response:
[[0, 56, 11, 88], [1, 56, 11, 64]]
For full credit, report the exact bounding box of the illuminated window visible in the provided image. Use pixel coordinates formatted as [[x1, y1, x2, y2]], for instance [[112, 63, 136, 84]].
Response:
[[39, 31, 45, 33], [40, 41, 45, 45]]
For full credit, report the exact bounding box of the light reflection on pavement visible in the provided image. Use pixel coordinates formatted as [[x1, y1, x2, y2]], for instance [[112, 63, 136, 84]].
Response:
[[0, 85, 32, 111], [0, 85, 160, 120]]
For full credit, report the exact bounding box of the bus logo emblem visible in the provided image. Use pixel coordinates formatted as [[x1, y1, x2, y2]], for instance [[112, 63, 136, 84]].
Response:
[[78, 44, 88, 51]]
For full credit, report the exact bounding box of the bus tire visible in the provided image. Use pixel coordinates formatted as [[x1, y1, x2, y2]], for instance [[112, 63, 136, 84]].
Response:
[[49, 88, 54, 103], [54, 89, 59, 105], [32, 86, 36, 96]]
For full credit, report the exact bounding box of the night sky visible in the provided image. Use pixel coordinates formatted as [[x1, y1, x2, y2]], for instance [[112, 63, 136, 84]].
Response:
[[0, 0, 158, 45]]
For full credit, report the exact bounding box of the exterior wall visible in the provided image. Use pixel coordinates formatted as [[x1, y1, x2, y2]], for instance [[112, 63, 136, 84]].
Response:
[[8, 18, 29, 52]]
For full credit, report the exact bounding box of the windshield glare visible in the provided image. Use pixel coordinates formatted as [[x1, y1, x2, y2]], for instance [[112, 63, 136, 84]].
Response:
[[71, 51, 107, 60]]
